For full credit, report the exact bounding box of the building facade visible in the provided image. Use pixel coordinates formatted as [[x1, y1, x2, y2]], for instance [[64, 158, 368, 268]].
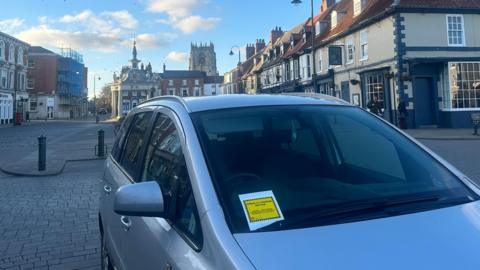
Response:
[[27, 47, 87, 120], [189, 43, 218, 76], [0, 31, 29, 125], [160, 70, 206, 97], [204, 75, 223, 96], [236, 0, 480, 128], [110, 42, 160, 118]]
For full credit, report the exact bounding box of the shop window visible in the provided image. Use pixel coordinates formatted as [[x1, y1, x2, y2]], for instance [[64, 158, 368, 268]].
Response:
[[446, 62, 480, 109], [365, 73, 385, 108], [447, 15, 465, 46]]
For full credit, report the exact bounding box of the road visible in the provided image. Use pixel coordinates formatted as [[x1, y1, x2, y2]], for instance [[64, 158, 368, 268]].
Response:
[[0, 121, 478, 269], [420, 139, 480, 184]]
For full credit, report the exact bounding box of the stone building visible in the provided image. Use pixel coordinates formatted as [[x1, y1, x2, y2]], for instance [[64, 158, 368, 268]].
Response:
[[110, 41, 160, 118], [189, 43, 218, 76], [0, 31, 29, 125]]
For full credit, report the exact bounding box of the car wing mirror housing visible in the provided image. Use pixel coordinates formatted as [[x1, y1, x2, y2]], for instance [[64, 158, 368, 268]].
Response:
[[114, 181, 165, 217]]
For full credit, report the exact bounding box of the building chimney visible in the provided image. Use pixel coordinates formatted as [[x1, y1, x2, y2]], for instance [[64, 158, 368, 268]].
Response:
[[246, 43, 255, 59], [320, 0, 336, 13], [163, 63, 166, 72], [270, 26, 284, 44], [255, 39, 266, 54]]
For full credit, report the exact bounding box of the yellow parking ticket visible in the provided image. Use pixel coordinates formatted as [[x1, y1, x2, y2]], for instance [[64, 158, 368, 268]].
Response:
[[239, 191, 284, 231]]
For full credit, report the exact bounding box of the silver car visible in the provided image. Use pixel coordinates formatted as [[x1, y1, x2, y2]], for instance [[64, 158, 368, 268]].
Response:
[[99, 94, 480, 270]]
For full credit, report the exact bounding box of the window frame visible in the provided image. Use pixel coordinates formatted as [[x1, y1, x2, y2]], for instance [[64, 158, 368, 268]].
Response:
[[446, 14, 466, 47], [359, 30, 368, 61], [346, 38, 354, 65], [117, 108, 155, 182], [140, 108, 204, 251], [444, 61, 480, 111]]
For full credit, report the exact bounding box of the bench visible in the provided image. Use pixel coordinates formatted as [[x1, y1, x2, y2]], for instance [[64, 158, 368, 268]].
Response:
[[472, 113, 480, 135]]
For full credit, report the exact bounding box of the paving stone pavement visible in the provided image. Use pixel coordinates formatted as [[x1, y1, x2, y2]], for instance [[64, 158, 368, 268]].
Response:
[[0, 160, 104, 270]]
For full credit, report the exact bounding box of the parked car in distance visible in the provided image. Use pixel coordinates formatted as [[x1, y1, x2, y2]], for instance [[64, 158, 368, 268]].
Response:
[[99, 94, 480, 270]]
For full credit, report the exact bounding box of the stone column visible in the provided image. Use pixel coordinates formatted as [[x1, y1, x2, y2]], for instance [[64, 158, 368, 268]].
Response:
[[117, 91, 123, 117]]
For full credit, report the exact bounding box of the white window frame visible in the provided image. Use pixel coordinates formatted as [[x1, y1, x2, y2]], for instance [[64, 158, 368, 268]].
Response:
[[0, 41, 4, 61], [17, 47, 23, 66], [359, 30, 368, 61], [168, 80, 173, 86], [331, 11, 338, 29], [182, 79, 187, 86], [353, 0, 362, 17], [446, 15, 466, 47], [346, 39, 354, 65], [444, 62, 480, 111], [8, 44, 14, 64]]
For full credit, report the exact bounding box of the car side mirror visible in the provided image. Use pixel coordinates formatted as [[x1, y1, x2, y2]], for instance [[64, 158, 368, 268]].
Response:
[[114, 182, 165, 217]]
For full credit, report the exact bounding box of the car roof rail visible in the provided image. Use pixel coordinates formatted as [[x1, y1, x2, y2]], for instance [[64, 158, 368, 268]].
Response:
[[139, 95, 189, 110]]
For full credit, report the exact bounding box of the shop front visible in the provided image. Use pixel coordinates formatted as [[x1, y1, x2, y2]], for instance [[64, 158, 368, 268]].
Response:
[[410, 61, 480, 128], [360, 68, 393, 123], [0, 93, 13, 125]]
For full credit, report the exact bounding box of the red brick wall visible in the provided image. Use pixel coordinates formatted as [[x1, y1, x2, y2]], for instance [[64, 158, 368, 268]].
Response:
[[27, 54, 58, 94]]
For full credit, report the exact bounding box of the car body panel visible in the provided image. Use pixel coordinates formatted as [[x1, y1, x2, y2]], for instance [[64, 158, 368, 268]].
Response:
[[234, 201, 480, 270], [101, 94, 480, 270]]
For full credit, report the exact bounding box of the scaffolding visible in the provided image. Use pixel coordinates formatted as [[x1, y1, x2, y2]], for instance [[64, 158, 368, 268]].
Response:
[[59, 48, 84, 64]]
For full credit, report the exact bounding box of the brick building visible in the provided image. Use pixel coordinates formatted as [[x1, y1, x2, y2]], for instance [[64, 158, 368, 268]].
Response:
[[160, 68, 206, 97], [27, 46, 88, 119]]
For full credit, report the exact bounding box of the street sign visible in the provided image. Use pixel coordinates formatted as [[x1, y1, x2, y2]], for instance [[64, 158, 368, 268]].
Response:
[[328, 46, 343, 66]]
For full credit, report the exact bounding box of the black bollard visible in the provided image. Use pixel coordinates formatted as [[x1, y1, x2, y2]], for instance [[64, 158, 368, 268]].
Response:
[[98, 129, 105, 157], [38, 135, 46, 171]]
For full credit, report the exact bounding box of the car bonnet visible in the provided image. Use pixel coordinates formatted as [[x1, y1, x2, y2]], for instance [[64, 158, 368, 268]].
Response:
[[233, 201, 480, 270]]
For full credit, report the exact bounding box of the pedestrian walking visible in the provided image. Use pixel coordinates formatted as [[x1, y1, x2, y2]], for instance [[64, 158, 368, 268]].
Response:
[[398, 98, 408, 129], [367, 95, 382, 116]]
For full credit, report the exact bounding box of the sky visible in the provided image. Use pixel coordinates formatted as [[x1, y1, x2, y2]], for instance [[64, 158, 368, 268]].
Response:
[[0, 0, 316, 98]]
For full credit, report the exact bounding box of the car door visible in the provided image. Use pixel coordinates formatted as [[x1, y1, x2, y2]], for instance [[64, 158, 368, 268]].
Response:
[[102, 108, 154, 270], [122, 109, 209, 270]]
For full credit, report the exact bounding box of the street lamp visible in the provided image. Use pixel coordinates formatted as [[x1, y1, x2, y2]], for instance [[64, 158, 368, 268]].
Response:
[[229, 46, 241, 66], [93, 75, 101, 122], [292, 0, 318, 93]]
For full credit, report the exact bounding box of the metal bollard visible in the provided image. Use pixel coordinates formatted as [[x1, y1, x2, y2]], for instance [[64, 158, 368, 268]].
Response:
[[38, 135, 46, 171], [98, 129, 105, 157]]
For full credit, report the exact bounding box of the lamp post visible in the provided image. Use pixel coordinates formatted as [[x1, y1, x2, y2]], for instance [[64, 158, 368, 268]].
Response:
[[292, 0, 317, 93], [229, 46, 242, 66], [93, 75, 101, 122]]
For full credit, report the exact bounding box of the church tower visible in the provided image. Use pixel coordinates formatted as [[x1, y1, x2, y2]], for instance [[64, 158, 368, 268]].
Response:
[[189, 42, 218, 76]]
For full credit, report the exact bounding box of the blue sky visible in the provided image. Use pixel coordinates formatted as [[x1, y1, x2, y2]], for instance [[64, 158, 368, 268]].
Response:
[[0, 0, 316, 97]]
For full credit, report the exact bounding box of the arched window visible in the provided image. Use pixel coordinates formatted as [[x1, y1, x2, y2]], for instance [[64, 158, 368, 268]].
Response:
[[8, 44, 15, 64], [17, 47, 23, 66], [0, 41, 5, 60]]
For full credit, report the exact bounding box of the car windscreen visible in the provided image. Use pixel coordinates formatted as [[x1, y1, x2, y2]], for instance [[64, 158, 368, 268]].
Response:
[[191, 105, 478, 233]]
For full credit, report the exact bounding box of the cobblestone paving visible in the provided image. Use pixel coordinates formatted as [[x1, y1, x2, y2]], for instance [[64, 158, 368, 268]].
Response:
[[0, 160, 104, 270]]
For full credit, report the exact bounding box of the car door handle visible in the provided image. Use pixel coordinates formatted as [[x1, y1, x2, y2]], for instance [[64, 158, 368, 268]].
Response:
[[120, 216, 132, 231], [103, 185, 112, 195]]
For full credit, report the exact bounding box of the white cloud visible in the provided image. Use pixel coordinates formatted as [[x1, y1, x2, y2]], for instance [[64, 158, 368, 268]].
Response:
[[0, 18, 25, 35], [146, 0, 220, 34], [122, 33, 178, 49], [146, 0, 205, 18], [59, 10, 93, 23], [102, 10, 138, 29], [166, 51, 188, 62], [173, 16, 220, 34], [16, 25, 122, 52]]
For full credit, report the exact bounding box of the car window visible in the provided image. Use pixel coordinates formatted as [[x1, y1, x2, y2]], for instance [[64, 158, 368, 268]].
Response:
[[326, 114, 405, 180], [192, 106, 477, 233], [142, 113, 203, 249], [111, 115, 134, 161], [120, 111, 152, 181]]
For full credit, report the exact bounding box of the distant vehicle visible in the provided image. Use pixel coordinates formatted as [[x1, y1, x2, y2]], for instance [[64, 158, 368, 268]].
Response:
[[99, 94, 480, 270]]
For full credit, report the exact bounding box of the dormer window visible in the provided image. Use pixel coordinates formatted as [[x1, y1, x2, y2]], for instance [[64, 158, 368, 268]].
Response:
[[331, 11, 338, 29], [354, 0, 362, 17]]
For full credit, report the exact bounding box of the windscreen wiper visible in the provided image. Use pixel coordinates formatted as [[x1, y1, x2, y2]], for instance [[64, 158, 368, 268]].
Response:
[[256, 194, 471, 232]]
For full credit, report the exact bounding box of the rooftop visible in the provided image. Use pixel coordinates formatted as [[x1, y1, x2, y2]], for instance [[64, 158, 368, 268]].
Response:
[[162, 70, 207, 79]]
